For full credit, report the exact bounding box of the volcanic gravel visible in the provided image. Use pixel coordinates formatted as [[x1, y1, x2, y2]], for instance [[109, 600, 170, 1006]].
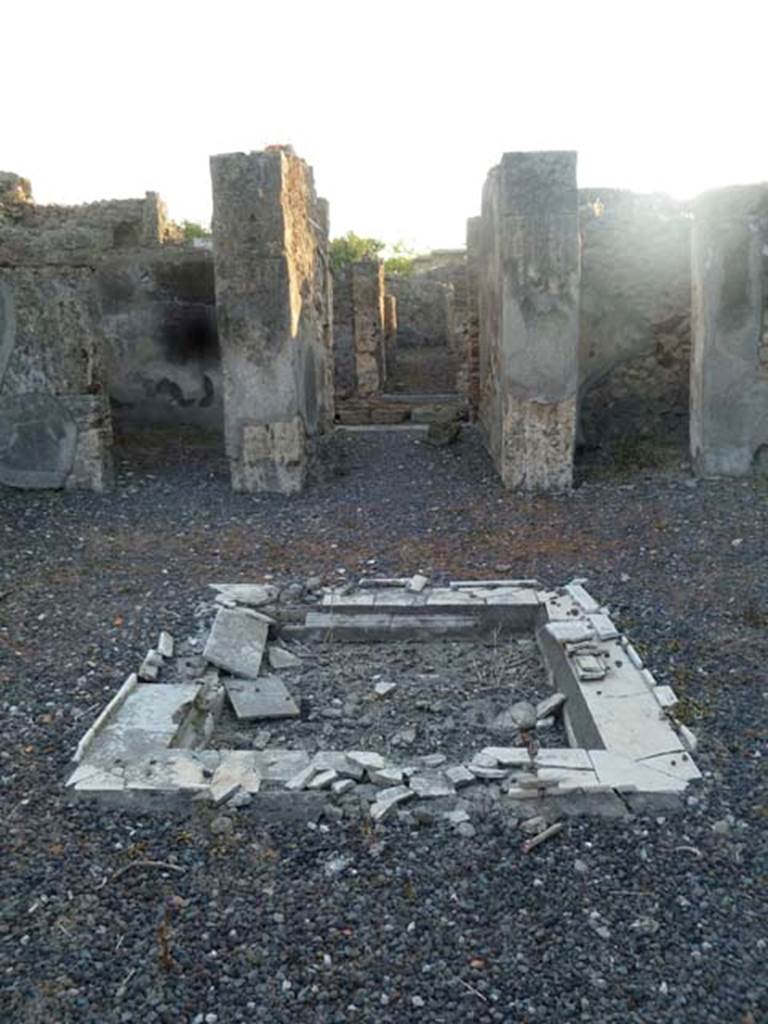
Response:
[[1, 425, 766, 1024]]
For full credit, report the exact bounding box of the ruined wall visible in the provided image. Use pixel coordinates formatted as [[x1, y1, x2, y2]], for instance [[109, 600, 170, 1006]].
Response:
[[690, 185, 768, 476], [0, 174, 113, 491], [579, 190, 691, 445], [98, 246, 221, 428], [332, 260, 386, 400], [385, 273, 457, 394], [210, 147, 333, 494], [478, 152, 580, 492], [465, 218, 481, 419]]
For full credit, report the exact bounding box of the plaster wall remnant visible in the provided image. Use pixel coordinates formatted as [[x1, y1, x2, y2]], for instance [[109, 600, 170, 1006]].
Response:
[[478, 152, 580, 492], [0, 175, 114, 491], [385, 273, 457, 394], [578, 190, 692, 446], [210, 147, 333, 494], [98, 246, 222, 429], [690, 184, 768, 476]]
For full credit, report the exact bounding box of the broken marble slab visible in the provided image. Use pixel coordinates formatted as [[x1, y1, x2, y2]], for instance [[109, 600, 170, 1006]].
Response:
[[204, 607, 269, 678], [370, 785, 414, 822], [332, 778, 355, 796], [409, 771, 455, 799], [157, 631, 174, 658], [478, 747, 532, 767], [308, 769, 338, 790], [252, 749, 310, 781], [373, 680, 397, 698], [210, 583, 279, 607], [493, 701, 537, 731], [224, 676, 299, 720], [536, 693, 567, 720], [312, 751, 365, 780], [346, 751, 387, 773], [75, 682, 201, 766], [73, 673, 138, 763], [138, 649, 163, 681], [445, 765, 475, 788], [369, 766, 404, 786], [267, 644, 302, 670], [406, 574, 429, 593]]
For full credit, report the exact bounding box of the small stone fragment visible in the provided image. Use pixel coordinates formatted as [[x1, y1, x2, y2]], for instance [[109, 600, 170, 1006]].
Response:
[[521, 815, 548, 835], [268, 645, 302, 670], [210, 583, 279, 607], [139, 649, 162, 681], [209, 814, 234, 836], [536, 693, 566, 719], [370, 785, 414, 822], [456, 821, 476, 838], [391, 726, 417, 748], [370, 767, 404, 786], [443, 809, 471, 826], [373, 681, 397, 698], [347, 751, 387, 773], [407, 574, 429, 593], [204, 607, 268, 678], [467, 765, 508, 779], [252, 729, 272, 750], [157, 631, 174, 658], [493, 701, 537, 732], [285, 764, 318, 791], [331, 778, 355, 796], [445, 765, 475, 788], [409, 772, 455, 799], [308, 769, 337, 790], [420, 753, 447, 768], [536, 716, 556, 731]]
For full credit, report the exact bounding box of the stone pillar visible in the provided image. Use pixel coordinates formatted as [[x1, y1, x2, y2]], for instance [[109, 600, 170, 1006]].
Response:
[[210, 147, 333, 494], [0, 176, 113, 492], [351, 260, 385, 397], [690, 185, 768, 476], [465, 216, 482, 420], [478, 152, 580, 491], [383, 293, 398, 362]]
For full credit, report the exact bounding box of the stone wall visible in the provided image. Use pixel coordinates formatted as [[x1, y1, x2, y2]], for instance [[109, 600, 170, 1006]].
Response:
[[477, 152, 580, 492], [385, 273, 457, 394], [0, 174, 113, 491], [332, 260, 386, 400], [465, 218, 482, 419], [690, 185, 768, 476], [210, 147, 333, 494], [98, 246, 222, 429], [578, 190, 691, 445]]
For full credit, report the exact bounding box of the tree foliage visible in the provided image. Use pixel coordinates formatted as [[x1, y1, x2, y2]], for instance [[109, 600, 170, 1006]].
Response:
[[329, 231, 419, 275], [329, 231, 384, 271], [181, 219, 211, 240]]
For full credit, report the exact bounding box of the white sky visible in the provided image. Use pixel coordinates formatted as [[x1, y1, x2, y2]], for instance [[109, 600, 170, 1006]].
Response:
[[3, 0, 766, 251]]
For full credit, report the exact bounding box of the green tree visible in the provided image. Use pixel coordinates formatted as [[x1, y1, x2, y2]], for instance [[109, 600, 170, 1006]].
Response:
[[383, 241, 418, 276], [329, 231, 385, 271], [181, 219, 211, 240]]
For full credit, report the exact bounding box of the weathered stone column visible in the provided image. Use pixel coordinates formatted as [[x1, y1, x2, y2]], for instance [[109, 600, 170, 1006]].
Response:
[[478, 152, 580, 491], [690, 186, 768, 476], [210, 147, 333, 494], [383, 293, 398, 366], [351, 261, 385, 397]]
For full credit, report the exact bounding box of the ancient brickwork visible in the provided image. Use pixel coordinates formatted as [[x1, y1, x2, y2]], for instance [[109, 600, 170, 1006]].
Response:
[[579, 190, 691, 445], [333, 260, 386, 401], [210, 147, 333, 494], [385, 273, 457, 394], [477, 152, 580, 492], [690, 185, 768, 476], [0, 175, 114, 491]]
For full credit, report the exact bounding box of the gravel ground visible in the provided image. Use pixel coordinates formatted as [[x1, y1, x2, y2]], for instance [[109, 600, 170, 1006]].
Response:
[[211, 636, 565, 758], [1, 425, 766, 1024]]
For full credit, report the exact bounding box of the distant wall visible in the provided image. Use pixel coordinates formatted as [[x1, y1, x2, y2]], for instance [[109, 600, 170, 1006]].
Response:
[[578, 189, 692, 445]]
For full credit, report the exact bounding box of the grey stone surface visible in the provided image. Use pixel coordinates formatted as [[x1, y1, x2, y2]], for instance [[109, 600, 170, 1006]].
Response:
[[203, 607, 269, 678], [690, 185, 768, 476], [370, 784, 414, 822], [477, 151, 579, 491], [0, 393, 77, 488], [224, 676, 299, 720], [210, 583, 279, 607], [267, 644, 302, 670], [210, 148, 334, 494], [409, 771, 455, 799]]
